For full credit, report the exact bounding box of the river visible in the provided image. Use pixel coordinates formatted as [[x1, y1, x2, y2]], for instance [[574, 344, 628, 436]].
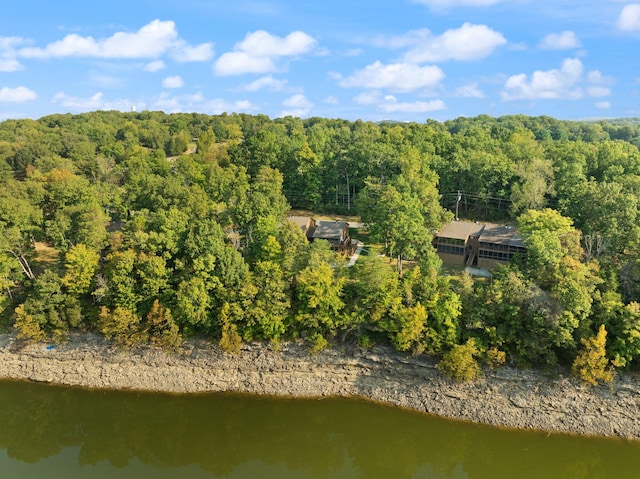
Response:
[[0, 380, 638, 478]]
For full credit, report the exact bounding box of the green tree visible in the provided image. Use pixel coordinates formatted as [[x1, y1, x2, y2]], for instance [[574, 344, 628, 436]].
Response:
[[0, 253, 20, 315], [173, 276, 212, 330], [295, 261, 345, 337], [0, 179, 42, 281], [386, 302, 428, 352], [13, 270, 80, 342], [240, 260, 289, 341], [61, 243, 100, 295], [594, 292, 640, 368], [517, 208, 581, 285], [403, 262, 462, 353], [98, 306, 146, 347], [347, 254, 401, 326], [13, 303, 48, 342], [103, 249, 138, 310], [147, 299, 181, 351], [437, 338, 482, 382], [277, 218, 310, 279], [359, 170, 450, 275], [219, 302, 242, 354]]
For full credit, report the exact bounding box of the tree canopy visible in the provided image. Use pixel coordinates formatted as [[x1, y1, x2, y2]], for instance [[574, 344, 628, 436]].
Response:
[[1, 110, 639, 376]]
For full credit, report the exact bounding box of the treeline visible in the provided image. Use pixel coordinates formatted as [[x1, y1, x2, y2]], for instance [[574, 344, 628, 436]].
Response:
[[1, 111, 639, 382]]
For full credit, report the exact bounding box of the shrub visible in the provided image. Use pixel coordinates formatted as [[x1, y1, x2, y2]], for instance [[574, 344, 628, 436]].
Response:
[[309, 332, 328, 353], [572, 324, 614, 386], [219, 302, 242, 354], [98, 306, 146, 347], [437, 339, 482, 382], [486, 347, 506, 369]]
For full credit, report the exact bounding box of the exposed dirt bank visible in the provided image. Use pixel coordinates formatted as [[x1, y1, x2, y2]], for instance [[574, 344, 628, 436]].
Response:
[[1, 332, 638, 440]]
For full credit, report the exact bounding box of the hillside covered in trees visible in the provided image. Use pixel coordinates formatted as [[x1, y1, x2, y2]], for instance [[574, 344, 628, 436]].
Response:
[[1, 111, 639, 380]]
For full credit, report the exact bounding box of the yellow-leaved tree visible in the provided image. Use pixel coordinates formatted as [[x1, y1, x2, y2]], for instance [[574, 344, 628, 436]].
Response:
[[572, 324, 614, 386]]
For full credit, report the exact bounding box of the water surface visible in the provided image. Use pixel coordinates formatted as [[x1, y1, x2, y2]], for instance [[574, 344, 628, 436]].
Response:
[[0, 380, 638, 478]]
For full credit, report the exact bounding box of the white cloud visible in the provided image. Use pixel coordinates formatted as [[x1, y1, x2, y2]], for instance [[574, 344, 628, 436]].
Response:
[[454, 83, 485, 98], [20, 20, 176, 59], [340, 61, 444, 91], [587, 70, 611, 84], [281, 93, 313, 117], [379, 99, 447, 113], [0, 59, 23, 72], [19, 20, 212, 62], [353, 90, 446, 113], [153, 92, 203, 112], [502, 58, 586, 100], [52, 92, 105, 109], [354, 91, 383, 105], [372, 29, 432, 49], [152, 91, 257, 114], [595, 101, 611, 110], [0, 86, 37, 102], [539, 31, 580, 50], [373, 25, 505, 63], [400, 23, 506, 63], [411, 0, 504, 8], [617, 4, 640, 31], [324, 96, 340, 104], [51, 91, 136, 111], [144, 60, 166, 72], [238, 30, 316, 57], [502, 58, 614, 102], [214, 30, 316, 76], [171, 41, 214, 62], [0, 36, 24, 71], [0, 36, 24, 50], [283, 94, 313, 108], [162, 75, 184, 88], [240, 75, 288, 91], [587, 86, 611, 98], [215, 52, 273, 76]]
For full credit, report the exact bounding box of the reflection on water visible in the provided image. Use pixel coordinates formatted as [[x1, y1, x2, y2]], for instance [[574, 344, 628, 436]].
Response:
[[0, 380, 638, 478]]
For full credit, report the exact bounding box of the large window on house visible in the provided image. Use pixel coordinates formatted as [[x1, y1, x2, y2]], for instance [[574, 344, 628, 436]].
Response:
[[437, 244, 465, 256], [478, 244, 526, 262], [438, 237, 465, 246], [478, 249, 510, 261]]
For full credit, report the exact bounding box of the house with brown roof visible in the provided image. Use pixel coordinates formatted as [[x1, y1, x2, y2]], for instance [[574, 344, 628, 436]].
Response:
[[312, 220, 351, 252], [434, 220, 525, 269], [287, 215, 316, 239], [286, 216, 352, 253]]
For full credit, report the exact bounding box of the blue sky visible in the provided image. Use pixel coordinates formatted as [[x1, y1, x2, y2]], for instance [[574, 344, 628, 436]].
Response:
[[1, 0, 640, 122]]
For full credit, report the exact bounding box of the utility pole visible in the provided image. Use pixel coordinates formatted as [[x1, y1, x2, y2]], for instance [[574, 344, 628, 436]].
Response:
[[455, 190, 462, 220]]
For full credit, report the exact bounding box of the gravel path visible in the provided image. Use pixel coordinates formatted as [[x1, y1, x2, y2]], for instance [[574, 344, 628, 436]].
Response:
[[1, 332, 639, 440]]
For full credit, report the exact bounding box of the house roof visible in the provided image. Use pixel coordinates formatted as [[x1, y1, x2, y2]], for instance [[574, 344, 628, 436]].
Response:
[[287, 215, 312, 232], [436, 221, 484, 240], [312, 220, 348, 240], [478, 223, 525, 248], [436, 220, 525, 248]]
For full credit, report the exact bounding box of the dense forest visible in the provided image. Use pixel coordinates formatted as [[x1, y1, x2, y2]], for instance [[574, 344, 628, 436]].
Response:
[[1, 110, 639, 382]]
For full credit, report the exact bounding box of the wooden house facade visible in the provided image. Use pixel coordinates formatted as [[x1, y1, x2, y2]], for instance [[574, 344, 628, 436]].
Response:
[[287, 216, 352, 253], [434, 220, 525, 269]]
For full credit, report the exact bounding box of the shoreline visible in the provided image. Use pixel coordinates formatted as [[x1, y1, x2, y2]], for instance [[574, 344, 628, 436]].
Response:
[[1, 332, 639, 441]]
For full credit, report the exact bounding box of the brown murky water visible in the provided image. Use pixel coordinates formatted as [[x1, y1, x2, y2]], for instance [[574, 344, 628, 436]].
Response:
[[0, 380, 638, 478]]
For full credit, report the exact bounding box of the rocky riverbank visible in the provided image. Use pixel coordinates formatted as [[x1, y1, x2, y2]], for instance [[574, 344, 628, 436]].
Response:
[[1, 332, 639, 440]]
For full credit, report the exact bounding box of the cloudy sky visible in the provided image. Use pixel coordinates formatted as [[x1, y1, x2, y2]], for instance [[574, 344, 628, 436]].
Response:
[[1, 0, 640, 122]]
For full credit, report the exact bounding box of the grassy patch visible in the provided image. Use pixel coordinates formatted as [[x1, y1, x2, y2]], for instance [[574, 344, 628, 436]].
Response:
[[33, 242, 61, 275], [287, 209, 361, 224], [442, 264, 491, 289]]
